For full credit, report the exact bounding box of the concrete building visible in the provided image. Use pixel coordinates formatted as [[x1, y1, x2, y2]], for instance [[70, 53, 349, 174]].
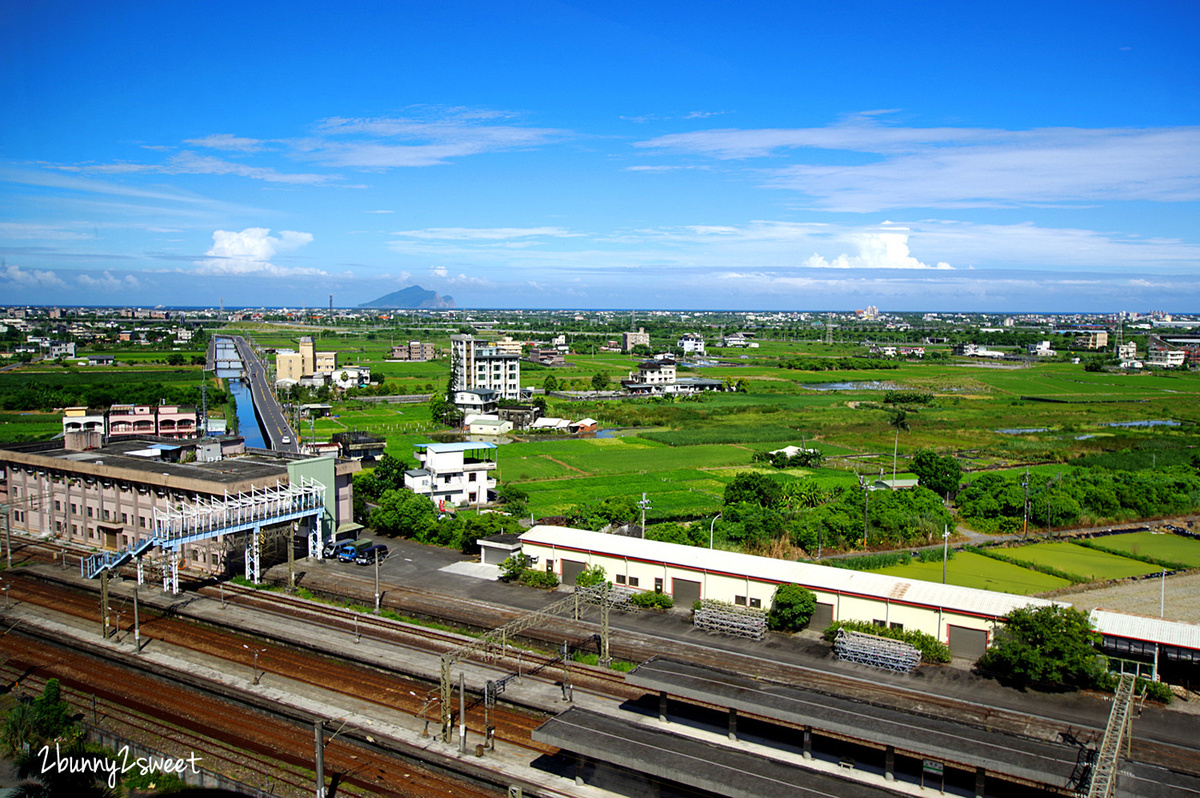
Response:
[[389, 341, 439, 361], [275, 336, 340, 385], [404, 441, 497, 508], [453, 388, 498, 416], [622, 328, 651, 353], [1077, 330, 1109, 350], [1027, 341, 1056, 356], [677, 333, 706, 356], [622, 359, 724, 395], [106, 404, 198, 440], [1149, 348, 1187, 368], [450, 335, 522, 400], [0, 437, 358, 577]]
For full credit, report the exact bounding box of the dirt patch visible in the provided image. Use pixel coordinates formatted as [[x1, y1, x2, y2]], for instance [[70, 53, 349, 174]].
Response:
[[1055, 570, 1200, 624]]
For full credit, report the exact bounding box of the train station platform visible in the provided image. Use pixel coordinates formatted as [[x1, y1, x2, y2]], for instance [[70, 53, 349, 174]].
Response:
[[534, 705, 898, 798], [628, 657, 1082, 792]]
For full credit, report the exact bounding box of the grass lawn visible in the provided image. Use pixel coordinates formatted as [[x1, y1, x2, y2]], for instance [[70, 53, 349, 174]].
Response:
[[873, 550, 1071, 594], [1094, 532, 1200, 569], [1003, 541, 1158, 580]]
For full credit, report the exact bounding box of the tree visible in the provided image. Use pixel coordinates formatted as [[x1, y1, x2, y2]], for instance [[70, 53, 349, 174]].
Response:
[[723, 472, 783, 508], [767, 584, 817, 632], [575, 563, 607, 587], [910, 450, 963, 499], [590, 371, 610, 391], [543, 375, 559, 392], [372, 452, 409, 493], [369, 488, 436, 540], [976, 605, 1105, 691]]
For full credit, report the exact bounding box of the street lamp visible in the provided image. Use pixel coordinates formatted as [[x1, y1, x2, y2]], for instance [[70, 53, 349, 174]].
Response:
[[638, 493, 651, 537], [242, 644, 267, 685], [942, 525, 951, 584], [1, 580, 8, 610], [709, 514, 722, 549]]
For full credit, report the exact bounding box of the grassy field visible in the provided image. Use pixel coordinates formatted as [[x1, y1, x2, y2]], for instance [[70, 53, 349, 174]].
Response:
[[999, 541, 1158, 580], [873, 550, 1072, 594], [1094, 532, 1200, 569]]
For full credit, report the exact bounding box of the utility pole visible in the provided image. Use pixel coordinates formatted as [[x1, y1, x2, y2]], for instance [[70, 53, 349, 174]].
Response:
[[1021, 468, 1029, 538], [374, 552, 381, 614], [458, 672, 467, 753], [314, 721, 326, 798], [638, 493, 651, 537], [133, 584, 141, 654], [942, 526, 951, 584], [100, 571, 109, 639]]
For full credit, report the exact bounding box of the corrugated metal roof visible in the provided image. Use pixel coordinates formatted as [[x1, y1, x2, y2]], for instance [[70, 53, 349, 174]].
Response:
[[519, 526, 1055, 619], [1091, 610, 1200, 650]]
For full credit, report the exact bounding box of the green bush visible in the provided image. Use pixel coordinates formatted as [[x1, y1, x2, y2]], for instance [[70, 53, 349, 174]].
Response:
[[1139, 678, 1173, 704], [828, 551, 912, 571], [767, 584, 817, 632], [575, 564, 607, 587], [518, 569, 560, 589], [823, 620, 952, 664], [630, 591, 674, 610]]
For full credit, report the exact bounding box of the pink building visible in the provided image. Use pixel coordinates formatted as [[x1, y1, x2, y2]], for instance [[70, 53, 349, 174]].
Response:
[[106, 405, 198, 440]]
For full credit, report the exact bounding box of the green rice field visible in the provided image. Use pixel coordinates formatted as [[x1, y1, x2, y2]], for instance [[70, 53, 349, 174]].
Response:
[[873, 550, 1071, 594], [1094, 532, 1200, 569], [999, 541, 1158, 581]]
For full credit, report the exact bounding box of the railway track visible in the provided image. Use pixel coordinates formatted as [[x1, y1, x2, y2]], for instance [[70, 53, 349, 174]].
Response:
[[4, 573, 557, 756], [0, 630, 497, 798]]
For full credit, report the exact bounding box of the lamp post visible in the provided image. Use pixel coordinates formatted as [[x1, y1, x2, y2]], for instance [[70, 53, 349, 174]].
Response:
[[243, 644, 267, 685], [942, 526, 951, 584], [638, 493, 651, 537], [1, 581, 8, 610], [709, 514, 722, 549]]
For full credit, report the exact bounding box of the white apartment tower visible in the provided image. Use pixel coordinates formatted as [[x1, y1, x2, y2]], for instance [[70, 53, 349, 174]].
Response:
[[450, 334, 522, 400]]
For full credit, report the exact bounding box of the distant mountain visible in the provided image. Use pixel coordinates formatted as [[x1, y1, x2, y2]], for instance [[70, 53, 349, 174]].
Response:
[[359, 285, 455, 309]]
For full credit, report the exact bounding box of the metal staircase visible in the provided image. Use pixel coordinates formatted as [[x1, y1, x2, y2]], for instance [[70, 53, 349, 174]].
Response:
[[1086, 673, 1136, 798], [80, 477, 325, 591]]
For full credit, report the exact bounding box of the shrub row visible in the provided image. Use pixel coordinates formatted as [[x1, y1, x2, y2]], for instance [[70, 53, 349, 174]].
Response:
[[630, 591, 674, 610], [518, 569, 560, 589], [964, 545, 1091, 585], [827, 551, 913, 571], [822, 620, 951, 663]]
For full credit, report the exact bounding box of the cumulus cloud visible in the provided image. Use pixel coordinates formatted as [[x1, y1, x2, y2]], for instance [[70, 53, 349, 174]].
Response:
[[803, 228, 953, 270], [77, 271, 141, 290], [195, 227, 324, 276], [1, 262, 66, 287]]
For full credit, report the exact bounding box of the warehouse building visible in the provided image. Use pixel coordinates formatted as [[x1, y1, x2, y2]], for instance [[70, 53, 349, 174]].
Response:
[[519, 525, 1054, 658]]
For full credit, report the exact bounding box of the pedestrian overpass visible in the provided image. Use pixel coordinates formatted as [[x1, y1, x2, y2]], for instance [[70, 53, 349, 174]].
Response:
[[82, 477, 326, 594]]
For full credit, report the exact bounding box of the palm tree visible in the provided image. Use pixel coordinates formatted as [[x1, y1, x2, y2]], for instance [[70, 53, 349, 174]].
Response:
[[888, 409, 910, 485]]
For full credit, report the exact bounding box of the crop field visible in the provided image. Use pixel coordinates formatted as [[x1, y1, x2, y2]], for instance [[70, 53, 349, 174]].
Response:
[[1093, 532, 1200, 569], [873, 550, 1071, 594], [999, 542, 1158, 581], [0, 411, 62, 443], [519, 469, 727, 519]]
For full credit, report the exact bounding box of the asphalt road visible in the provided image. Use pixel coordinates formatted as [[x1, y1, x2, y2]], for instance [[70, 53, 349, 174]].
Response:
[[229, 335, 298, 453]]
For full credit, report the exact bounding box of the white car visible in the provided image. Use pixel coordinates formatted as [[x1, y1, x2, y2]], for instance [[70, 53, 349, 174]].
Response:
[[281, 436, 292, 445]]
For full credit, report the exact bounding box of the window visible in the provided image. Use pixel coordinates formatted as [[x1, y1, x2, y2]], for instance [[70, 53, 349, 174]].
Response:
[[468, 473, 476, 482], [889, 622, 903, 631], [86, 507, 93, 518], [139, 516, 147, 528], [735, 595, 747, 606], [654, 578, 663, 593], [873, 619, 886, 628], [71, 503, 78, 514], [615, 574, 626, 585], [71, 524, 78, 535], [55, 521, 62, 532], [55, 500, 62, 511], [191, 549, 199, 561], [103, 510, 111, 521], [628, 576, 639, 588], [749, 598, 762, 609], [546, 559, 554, 573], [122, 513, 128, 524]]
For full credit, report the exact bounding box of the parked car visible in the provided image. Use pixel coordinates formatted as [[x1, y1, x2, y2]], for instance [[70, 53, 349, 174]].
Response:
[[355, 544, 389, 566]]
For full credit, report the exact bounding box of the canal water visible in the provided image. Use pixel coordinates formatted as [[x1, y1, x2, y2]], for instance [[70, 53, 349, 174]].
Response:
[[213, 337, 266, 448]]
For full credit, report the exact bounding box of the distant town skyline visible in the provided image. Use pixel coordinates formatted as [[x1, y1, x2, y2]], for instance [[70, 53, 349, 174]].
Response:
[[1, 1, 1197, 312]]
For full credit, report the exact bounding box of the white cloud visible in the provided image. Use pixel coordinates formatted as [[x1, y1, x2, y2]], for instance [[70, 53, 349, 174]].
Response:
[[0, 223, 94, 240], [77, 271, 141, 290], [364, 209, 394, 214], [634, 119, 1200, 211], [391, 226, 577, 241], [1, 262, 66, 287], [183, 134, 267, 152], [195, 227, 324, 276], [803, 228, 953, 270]]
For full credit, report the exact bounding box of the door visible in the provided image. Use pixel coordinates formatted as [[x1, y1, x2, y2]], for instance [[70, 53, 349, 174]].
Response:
[[810, 602, 835, 630], [672, 578, 701, 606], [948, 625, 989, 659], [561, 559, 586, 585]]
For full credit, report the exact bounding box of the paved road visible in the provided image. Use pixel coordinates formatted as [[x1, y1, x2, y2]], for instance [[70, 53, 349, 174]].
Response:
[[229, 336, 298, 453]]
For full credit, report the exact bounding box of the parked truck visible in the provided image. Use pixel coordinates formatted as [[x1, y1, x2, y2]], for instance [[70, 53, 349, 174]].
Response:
[[336, 538, 374, 562]]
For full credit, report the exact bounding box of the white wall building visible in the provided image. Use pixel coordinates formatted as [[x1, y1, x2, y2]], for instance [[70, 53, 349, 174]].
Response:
[[677, 333, 706, 355], [404, 441, 498, 508]]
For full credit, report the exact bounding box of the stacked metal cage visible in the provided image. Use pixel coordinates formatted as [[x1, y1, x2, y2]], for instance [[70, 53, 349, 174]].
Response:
[[833, 628, 922, 673], [693, 599, 767, 640]]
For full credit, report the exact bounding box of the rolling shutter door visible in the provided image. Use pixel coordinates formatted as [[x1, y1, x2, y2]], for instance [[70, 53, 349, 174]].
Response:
[[561, 559, 586, 585], [810, 602, 835, 630], [672, 578, 701, 605], [948, 625, 989, 659]]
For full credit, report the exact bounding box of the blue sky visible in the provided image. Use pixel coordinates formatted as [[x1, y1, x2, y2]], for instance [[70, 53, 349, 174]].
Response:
[[1, 0, 1197, 312]]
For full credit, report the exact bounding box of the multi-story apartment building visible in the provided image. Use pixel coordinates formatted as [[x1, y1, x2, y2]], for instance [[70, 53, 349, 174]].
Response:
[[404, 442, 497, 508], [1077, 330, 1109, 350], [104, 405, 198, 440], [389, 342, 439, 361], [622, 328, 651, 352], [275, 336, 340, 385], [450, 335, 521, 400], [677, 333, 706, 355], [0, 437, 358, 576]]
